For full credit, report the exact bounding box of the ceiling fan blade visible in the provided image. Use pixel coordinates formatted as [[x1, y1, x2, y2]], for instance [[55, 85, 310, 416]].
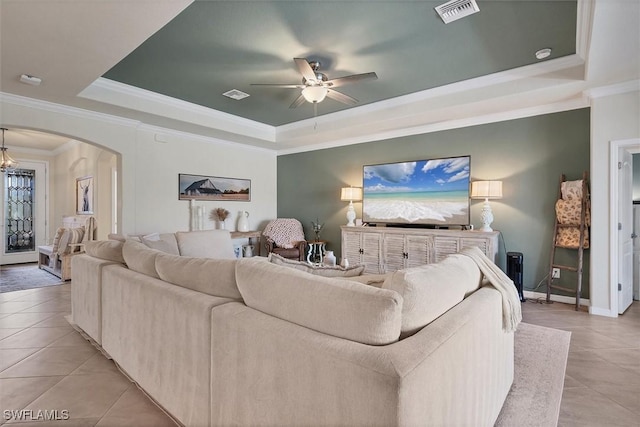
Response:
[[325, 72, 378, 88], [294, 58, 318, 83], [250, 84, 305, 89], [326, 89, 358, 105], [289, 93, 306, 109]]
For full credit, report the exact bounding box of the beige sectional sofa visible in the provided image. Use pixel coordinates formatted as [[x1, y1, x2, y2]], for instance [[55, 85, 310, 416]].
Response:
[[71, 229, 515, 427]]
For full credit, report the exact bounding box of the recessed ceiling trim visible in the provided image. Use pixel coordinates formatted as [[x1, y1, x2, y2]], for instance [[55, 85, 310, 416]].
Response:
[[223, 89, 250, 100], [80, 78, 276, 142], [278, 54, 585, 134]]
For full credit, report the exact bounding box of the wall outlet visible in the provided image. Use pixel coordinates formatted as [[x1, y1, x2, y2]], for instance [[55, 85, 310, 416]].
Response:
[[552, 268, 560, 279]]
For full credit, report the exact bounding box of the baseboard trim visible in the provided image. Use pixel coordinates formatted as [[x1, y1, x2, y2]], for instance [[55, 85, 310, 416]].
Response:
[[523, 290, 591, 307]]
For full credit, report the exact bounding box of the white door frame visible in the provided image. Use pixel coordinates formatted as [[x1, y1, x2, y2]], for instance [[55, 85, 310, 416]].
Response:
[[609, 138, 640, 316]]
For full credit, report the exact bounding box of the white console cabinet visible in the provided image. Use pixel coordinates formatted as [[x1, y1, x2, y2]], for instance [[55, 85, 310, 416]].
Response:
[[341, 226, 499, 274]]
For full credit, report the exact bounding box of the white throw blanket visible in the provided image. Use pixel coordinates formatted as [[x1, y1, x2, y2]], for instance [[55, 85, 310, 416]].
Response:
[[460, 247, 522, 332]]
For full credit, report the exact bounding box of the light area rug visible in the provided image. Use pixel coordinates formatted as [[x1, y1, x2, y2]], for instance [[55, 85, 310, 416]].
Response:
[[495, 322, 571, 427], [0, 263, 64, 293]]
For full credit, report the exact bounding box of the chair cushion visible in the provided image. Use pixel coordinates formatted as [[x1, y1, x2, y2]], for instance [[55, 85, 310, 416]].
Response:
[[84, 240, 125, 264], [155, 253, 242, 300], [175, 230, 236, 259], [57, 227, 85, 255], [263, 218, 306, 249], [236, 258, 402, 345], [50, 227, 66, 254], [268, 253, 365, 277], [382, 254, 482, 338]]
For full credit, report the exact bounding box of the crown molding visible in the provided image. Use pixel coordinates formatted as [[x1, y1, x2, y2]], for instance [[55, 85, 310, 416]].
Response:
[[137, 123, 275, 154], [584, 79, 640, 99], [276, 97, 590, 156], [0, 92, 141, 128], [80, 78, 276, 142]]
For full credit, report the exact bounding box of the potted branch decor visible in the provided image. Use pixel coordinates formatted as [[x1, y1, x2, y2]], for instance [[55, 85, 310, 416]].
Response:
[[210, 208, 230, 229]]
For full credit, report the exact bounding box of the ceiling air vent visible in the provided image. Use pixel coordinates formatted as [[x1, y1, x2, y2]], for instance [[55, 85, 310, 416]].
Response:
[[223, 89, 250, 100], [435, 0, 480, 24]]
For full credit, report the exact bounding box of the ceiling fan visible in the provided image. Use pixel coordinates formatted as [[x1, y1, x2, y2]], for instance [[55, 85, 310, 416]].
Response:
[[251, 58, 378, 108]]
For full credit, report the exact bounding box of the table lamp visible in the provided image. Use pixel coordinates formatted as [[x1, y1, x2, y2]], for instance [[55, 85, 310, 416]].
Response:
[[470, 180, 502, 232], [340, 187, 363, 227]]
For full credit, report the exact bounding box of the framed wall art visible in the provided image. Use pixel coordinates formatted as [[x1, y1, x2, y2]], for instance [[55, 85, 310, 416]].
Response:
[[76, 175, 94, 214], [179, 173, 251, 202]]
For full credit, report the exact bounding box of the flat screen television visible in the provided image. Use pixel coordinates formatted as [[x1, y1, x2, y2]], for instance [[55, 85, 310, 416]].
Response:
[[362, 155, 470, 227]]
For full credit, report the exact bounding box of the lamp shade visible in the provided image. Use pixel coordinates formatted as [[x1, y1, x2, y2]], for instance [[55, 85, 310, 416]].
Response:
[[340, 187, 363, 202], [470, 180, 502, 199], [302, 86, 328, 103]]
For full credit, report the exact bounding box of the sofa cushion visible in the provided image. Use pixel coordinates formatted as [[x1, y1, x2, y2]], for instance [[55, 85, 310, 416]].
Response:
[[382, 253, 482, 338], [122, 239, 162, 279], [50, 227, 66, 254], [155, 253, 242, 300], [175, 230, 236, 259], [141, 233, 180, 255], [84, 240, 125, 264], [268, 253, 365, 277], [236, 258, 403, 345], [57, 227, 85, 255]]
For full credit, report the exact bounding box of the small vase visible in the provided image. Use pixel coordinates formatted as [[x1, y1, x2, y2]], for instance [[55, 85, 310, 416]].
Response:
[[324, 250, 337, 267], [340, 258, 349, 268], [219, 220, 226, 230]]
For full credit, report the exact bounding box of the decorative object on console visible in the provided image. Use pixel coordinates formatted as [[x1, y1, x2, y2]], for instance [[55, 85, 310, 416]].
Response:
[[0, 128, 18, 173], [189, 199, 205, 231], [237, 210, 250, 232], [324, 250, 337, 266], [210, 207, 230, 230], [470, 180, 502, 232], [179, 173, 250, 201], [340, 186, 363, 226], [76, 175, 94, 215]]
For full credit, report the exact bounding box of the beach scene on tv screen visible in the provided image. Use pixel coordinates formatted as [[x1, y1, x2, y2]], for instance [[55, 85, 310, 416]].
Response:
[[363, 157, 470, 225]]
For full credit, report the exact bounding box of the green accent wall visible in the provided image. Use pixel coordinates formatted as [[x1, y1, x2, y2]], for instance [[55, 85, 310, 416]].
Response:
[[277, 109, 590, 298]]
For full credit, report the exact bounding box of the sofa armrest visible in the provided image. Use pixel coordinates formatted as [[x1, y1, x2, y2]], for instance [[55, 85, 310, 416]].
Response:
[[210, 287, 513, 427], [102, 265, 234, 427]]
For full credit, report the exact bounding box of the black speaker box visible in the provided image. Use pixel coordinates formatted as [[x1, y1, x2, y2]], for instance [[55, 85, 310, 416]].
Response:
[[506, 252, 525, 302]]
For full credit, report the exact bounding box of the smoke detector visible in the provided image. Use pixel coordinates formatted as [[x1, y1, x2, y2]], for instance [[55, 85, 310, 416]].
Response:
[[223, 89, 250, 100], [435, 0, 480, 24]]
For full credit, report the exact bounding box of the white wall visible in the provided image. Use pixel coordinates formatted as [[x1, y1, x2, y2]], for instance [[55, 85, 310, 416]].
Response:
[[590, 89, 640, 316], [0, 95, 278, 237], [52, 141, 116, 240]]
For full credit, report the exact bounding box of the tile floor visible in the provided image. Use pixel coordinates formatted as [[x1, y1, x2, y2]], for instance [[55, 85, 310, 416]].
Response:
[[522, 297, 640, 427], [0, 282, 638, 426]]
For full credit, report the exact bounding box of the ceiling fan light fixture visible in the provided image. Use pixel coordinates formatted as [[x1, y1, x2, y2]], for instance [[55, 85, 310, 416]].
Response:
[[535, 48, 552, 60], [302, 86, 328, 103]]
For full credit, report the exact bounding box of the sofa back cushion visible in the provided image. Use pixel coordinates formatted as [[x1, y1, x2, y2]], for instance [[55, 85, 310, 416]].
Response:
[[155, 253, 242, 300], [141, 233, 180, 255], [122, 239, 162, 279], [175, 230, 236, 259], [84, 240, 125, 264], [382, 253, 482, 338], [236, 258, 403, 345]]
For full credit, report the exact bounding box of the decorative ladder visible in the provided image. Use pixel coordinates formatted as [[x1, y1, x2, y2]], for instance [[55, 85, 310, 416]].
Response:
[[546, 171, 589, 310]]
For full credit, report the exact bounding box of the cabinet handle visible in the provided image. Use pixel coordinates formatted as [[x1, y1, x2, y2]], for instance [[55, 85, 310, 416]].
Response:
[[359, 248, 364, 254]]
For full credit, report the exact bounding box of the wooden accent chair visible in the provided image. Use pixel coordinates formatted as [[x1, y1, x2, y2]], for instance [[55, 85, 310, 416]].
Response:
[[38, 215, 96, 281]]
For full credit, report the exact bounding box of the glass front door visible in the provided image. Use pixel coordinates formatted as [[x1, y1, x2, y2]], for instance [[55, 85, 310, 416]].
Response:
[[1, 161, 47, 265], [5, 168, 36, 254]]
